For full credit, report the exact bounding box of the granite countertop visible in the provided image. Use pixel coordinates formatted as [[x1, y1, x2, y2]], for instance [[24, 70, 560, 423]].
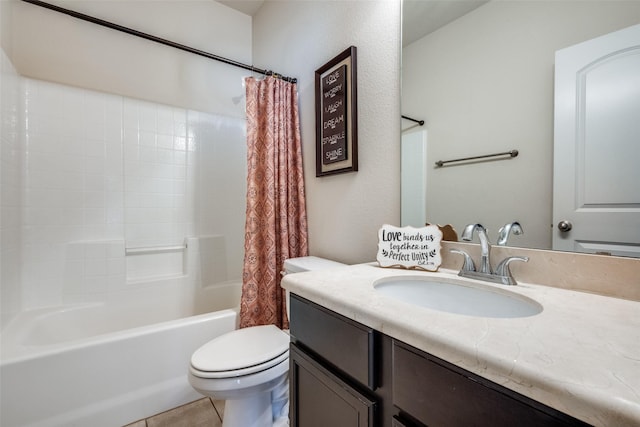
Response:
[[281, 263, 640, 427]]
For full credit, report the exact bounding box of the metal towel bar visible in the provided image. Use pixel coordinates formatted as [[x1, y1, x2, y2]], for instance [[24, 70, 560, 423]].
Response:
[[435, 149, 518, 168]]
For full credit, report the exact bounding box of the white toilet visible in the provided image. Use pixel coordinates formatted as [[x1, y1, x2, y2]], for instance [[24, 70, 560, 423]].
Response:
[[188, 256, 346, 427]]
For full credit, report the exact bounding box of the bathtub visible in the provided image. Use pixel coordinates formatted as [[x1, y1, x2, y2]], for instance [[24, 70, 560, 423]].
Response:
[[0, 279, 241, 427]]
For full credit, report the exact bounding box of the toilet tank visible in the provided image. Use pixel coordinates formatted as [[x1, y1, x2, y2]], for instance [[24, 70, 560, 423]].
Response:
[[283, 256, 346, 274], [283, 256, 346, 321]]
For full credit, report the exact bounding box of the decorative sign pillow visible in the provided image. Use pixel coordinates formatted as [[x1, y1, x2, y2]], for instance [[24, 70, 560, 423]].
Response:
[[376, 224, 443, 271]]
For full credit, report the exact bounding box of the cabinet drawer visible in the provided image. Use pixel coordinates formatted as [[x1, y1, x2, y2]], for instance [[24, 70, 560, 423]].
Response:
[[290, 295, 376, 389], [393, 342, 590, 427]]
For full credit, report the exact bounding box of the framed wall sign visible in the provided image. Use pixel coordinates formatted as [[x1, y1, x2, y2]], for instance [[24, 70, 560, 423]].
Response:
[[315, 46, 358, 177], [376, 224, 443, 271]]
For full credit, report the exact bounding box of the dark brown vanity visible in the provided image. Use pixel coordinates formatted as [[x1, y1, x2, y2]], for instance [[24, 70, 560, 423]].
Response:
[[289, 294, 592, 427]]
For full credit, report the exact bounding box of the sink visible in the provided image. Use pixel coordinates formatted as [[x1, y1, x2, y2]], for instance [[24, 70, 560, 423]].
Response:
[[373, 276, 542, 318]]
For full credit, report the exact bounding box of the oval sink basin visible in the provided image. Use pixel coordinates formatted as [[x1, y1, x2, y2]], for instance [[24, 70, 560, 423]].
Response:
[[373, 276, 542, 318]]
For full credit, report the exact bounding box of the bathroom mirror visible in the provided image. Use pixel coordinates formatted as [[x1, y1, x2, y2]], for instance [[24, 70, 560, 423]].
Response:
[[401, 0, 640, 256]]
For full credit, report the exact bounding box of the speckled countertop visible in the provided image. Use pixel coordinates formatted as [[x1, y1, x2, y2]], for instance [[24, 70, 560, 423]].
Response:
[[281, 263, 640, 427]]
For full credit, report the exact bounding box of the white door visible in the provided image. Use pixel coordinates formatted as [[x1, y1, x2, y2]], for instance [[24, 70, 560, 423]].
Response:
[[553, 24, 640, 257]]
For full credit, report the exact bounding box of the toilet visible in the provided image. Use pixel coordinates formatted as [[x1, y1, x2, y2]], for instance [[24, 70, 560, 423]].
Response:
[[188, 256, 346, 427]]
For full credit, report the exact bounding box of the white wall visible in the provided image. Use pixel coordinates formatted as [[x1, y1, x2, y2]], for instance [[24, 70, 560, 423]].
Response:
[[0, 0, 12, 56], [10, 0, 251, 117], [402, 1, 640, 250], [253, 0, 402, 264], [2, 0, 402, 318]]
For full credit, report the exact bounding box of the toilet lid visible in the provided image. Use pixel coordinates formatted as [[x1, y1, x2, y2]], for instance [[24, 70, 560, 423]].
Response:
[[191, 325, 289, 377]]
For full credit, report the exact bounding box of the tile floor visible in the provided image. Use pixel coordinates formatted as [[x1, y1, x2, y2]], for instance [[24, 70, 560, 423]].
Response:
[[123, 398, 225, 427]]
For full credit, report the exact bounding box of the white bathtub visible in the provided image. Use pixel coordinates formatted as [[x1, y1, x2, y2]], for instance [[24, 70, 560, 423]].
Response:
[[0, 279, 241, 427]]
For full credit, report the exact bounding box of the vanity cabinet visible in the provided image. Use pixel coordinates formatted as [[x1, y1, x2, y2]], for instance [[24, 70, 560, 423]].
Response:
[[289, 295, 591, 427], [289, 295, 395, 427]]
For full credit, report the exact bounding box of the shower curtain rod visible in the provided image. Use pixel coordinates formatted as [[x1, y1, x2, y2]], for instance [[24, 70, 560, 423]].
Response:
[[21, 0, 297, 83]]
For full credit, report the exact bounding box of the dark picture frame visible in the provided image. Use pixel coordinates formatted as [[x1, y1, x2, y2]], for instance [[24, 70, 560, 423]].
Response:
[[315, 46, 358, 177]]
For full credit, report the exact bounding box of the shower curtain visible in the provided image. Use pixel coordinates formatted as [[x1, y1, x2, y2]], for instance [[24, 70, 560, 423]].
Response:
[[239, 76, 308, 329]]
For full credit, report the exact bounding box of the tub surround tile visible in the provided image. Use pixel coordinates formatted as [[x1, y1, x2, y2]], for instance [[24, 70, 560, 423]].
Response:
[[282, 263, 640, 427], [0, 37, 23, 327], [7, 76, 246, 313]]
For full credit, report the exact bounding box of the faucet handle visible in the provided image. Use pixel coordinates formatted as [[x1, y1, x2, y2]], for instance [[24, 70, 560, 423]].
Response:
[[495, 256, 529, 285], [450, 249, 476, 272]]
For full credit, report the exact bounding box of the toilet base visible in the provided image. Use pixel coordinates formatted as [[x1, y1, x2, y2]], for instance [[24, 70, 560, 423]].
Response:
[[223, 393, 273, 427], [220, 375, 289, 427]]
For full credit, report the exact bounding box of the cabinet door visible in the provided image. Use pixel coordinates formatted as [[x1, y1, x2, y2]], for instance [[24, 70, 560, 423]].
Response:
[[290, 343, 375, 427]]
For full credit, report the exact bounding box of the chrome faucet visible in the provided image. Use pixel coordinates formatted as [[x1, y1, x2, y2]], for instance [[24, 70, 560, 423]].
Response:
[[453, 223, 529, 285], [461, 223, 491, 273], [494, 256, 529, 286], [497, 221, 523, 246]]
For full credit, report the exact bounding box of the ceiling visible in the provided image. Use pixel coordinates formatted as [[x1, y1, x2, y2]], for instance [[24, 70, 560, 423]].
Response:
[[218, 0, 265, 16], [402, 1, 488, 46], [217, 0, 488, 47]]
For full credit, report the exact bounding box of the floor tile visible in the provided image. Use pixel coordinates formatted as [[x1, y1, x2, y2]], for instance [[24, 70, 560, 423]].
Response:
[[212, 399, 225, 421], [146, 398, 221, 427]]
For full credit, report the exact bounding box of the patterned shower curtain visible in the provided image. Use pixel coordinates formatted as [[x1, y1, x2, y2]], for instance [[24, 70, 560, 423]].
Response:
[[239, 76, 309, 329]]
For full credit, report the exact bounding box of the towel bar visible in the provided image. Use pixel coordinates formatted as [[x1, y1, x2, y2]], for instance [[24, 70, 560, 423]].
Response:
[[435, 149, 518, 168], [125, 244, 187, 256]]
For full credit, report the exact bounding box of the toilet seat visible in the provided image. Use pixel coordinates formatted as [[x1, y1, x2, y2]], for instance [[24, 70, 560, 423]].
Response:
[[190, 325, 290, 379]]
